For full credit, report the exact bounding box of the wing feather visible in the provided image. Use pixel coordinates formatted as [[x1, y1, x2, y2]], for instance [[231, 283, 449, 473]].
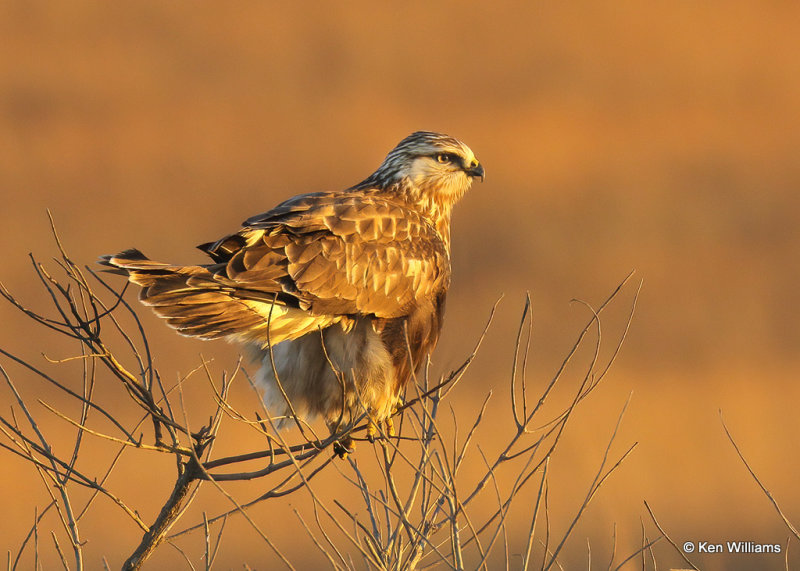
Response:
[[104, 190, 450, 344], [220, 192, 450, 319]]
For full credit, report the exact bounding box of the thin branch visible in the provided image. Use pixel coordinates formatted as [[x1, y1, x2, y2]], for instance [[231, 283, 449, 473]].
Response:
[[643, 501, 698, 570], [544, 395, 636, 570], [720, 411, 800, 541]]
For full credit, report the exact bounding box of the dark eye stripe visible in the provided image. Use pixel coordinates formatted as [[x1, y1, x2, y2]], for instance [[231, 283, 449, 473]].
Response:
[[434, 152, 459, 163]]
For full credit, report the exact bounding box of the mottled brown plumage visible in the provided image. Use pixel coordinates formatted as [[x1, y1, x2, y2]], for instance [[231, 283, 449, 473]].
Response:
[[101, 131, 483, 453]]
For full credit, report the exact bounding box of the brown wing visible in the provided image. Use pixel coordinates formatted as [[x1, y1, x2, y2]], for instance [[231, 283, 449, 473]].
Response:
[[99, 248, 333, 343], [105, 191, 450, 345], [203, 191, 451, 320]]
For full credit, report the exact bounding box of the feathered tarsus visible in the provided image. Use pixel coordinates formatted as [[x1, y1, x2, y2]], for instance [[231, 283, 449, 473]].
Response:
[[101, 131, 483, 455]]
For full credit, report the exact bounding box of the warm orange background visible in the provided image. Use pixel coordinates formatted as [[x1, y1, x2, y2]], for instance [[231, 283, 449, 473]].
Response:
[[2, 3, 799, 570]]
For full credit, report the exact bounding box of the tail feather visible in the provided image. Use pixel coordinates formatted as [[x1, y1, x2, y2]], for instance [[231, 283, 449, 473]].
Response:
[[99, 248, 170, 271], [100, 249, 335, 344]]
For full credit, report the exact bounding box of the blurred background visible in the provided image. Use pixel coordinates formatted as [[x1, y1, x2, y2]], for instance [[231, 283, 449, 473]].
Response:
[[1, 2, 799, 569]]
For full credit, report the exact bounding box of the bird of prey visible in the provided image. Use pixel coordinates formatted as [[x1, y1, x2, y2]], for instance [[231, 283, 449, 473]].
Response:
[[102, 131, 483, 455]]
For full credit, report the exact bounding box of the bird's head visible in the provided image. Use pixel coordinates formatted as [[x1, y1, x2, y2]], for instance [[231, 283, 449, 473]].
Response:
[[357, 131, 484, 210]]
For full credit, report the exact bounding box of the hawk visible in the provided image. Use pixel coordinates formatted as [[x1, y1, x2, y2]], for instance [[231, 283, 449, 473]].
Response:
[[102, 131, 483, 454]]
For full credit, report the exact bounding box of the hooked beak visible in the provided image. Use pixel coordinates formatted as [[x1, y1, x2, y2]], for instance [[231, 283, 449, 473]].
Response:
[[464, 159, 485, 182]]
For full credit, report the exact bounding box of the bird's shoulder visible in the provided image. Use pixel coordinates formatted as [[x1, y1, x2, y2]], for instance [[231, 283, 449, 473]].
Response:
[[200, 189, 444, 263], [247, 190, 428, 233], [198, 189, 450, 318]]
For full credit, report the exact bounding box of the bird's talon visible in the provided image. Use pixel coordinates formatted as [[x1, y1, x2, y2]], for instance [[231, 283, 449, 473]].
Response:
[[333, 436, 355, 459], [366, 422, 378, 443], [385, 417, 396, 438]]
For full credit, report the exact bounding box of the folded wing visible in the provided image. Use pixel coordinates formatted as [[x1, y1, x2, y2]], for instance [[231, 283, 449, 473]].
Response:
[[102, 192, 449, 346]]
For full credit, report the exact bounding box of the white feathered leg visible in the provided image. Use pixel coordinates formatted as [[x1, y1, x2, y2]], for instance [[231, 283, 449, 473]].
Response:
[[253, 319, 397, 452]]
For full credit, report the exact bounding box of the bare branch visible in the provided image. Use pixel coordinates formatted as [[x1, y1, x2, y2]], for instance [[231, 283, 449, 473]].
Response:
[[720, 411, 800, 541], [643, 501, 698, 570]]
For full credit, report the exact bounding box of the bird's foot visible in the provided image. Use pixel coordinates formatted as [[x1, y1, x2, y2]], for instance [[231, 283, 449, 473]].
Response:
[[366, 421, 378, 443], [384, 416, 395, 438], [365, 417, 395, 443], [333, 436, 355, 459]]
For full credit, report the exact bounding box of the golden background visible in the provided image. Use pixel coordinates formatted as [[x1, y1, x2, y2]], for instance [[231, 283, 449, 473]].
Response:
[[1, 2, 799, 569]]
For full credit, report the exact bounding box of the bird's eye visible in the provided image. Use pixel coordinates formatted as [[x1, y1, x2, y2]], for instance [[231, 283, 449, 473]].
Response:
[[436, 153, 452, 164]]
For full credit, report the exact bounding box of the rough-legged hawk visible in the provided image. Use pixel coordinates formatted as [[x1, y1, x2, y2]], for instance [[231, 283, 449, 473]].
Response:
[[102, 131, 483, 454]]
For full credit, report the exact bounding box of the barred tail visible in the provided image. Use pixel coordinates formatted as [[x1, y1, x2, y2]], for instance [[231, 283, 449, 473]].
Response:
[[100, 249, 334, 344]]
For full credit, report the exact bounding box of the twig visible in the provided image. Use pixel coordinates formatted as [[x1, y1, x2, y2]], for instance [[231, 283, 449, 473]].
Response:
[[544, 395, 637, 570], [643, 501, 697, 570], [720, 411, 800, 541]]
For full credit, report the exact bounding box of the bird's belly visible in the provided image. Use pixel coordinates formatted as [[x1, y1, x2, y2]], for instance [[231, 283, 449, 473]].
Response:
[[253, 318, 396, 429]]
